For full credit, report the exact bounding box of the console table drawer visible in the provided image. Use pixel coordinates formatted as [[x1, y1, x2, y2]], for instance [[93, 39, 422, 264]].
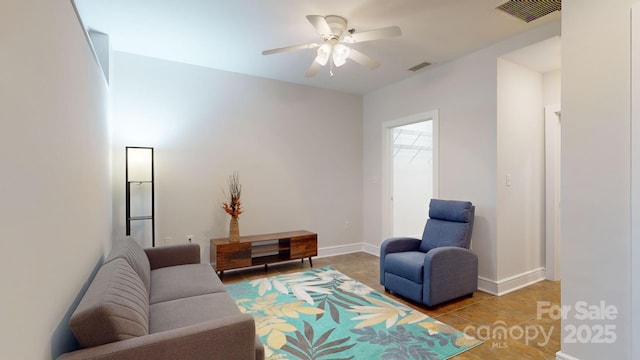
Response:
[[290, 235, 318, 259], [216, 242, 251, 271]]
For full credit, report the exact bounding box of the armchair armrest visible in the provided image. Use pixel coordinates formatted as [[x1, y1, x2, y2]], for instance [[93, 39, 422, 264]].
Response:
[[380, 237, 421, 284], [58, 314, 258, 360], [423, 246, 478, 306], [144, 243, 201, 270], [380, 237, 421, 256]]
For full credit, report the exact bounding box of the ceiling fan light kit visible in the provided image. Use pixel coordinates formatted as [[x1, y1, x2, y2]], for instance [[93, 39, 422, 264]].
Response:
[[315, 44, 331, 66], [332, 43, 351, 67], [262, 14, 401, 78]]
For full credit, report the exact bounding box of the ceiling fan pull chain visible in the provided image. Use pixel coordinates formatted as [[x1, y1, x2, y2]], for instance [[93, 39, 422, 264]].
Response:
[[330, 58, 334, 77]]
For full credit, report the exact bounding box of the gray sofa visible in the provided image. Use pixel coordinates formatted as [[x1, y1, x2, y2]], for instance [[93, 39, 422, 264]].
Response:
[[58, 238, 264, 360]]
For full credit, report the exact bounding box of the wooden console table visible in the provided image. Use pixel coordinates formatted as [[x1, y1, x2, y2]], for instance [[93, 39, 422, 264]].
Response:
[[210, 230, 317, 276]]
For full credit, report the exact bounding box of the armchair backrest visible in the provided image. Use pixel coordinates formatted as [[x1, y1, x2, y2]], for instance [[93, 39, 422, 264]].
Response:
[[418, 199, 475, 253]]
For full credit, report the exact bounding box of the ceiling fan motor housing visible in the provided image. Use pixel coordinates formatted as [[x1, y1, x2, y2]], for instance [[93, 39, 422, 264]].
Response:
[[324, 15, 348, 38]]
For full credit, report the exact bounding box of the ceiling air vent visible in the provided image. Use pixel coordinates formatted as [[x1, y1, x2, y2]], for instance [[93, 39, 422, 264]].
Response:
[[497, 0, 561, 23], [408, 62, 432, 72]]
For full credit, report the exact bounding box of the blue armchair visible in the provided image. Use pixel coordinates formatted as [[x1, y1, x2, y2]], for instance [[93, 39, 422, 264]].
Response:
[[380, 199, 477, 307]]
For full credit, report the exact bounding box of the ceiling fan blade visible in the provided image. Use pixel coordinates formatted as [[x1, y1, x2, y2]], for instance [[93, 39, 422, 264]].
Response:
[[344, 26, 402, 43], [305, 60, 323, 78], [262, 43, 319, 55], [348, 48, 379, 70], [306, 15, 333, 36]]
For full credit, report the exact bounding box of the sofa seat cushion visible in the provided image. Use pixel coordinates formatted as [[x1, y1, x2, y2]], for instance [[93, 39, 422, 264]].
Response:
[[70, 258, 149, 348], [149, 264, 226, 304], [384, 251, 427, 284], [149, 292, 241, 333]]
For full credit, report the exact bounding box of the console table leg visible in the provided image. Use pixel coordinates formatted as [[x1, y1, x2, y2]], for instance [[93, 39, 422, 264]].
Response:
[[309, 257, 313, 267], [264, 264, 268, 272]]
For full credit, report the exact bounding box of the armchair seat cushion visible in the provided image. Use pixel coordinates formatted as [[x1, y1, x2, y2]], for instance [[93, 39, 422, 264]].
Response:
[[384, 251, 427, 284]]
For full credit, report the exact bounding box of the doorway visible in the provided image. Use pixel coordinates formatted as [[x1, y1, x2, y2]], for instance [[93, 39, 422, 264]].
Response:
[[382, 110, 438, 239], [498, 36, 561, 289]]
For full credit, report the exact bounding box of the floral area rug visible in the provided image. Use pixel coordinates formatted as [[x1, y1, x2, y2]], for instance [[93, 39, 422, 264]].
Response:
[[225, 266, 482, 359]]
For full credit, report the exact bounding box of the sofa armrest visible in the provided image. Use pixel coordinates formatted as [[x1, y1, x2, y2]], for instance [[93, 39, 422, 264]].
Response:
[[379, 237, 421, 284], [423, 246, 478, 306], [144, 243, 201, 270], [58, 314, 260, 360]]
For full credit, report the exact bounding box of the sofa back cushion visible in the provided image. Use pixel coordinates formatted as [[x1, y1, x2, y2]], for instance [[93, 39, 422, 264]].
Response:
[[70, 258, 150, 348], [105, 237, 151, 295]]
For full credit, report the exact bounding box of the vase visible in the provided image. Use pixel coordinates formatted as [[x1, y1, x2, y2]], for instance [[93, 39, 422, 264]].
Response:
[[229, 216, 240, 241]]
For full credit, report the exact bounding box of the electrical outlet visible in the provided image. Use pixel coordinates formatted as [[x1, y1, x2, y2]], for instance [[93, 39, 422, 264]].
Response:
[[344, 221, 351, 230], [187, 235, 194, 243]]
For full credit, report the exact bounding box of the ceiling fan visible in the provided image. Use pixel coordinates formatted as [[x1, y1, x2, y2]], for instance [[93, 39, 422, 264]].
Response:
[[262, 15, 401, 77]]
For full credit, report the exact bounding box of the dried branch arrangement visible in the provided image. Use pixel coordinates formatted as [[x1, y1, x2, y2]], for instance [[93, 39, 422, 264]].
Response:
[[222, 171, 242, 217]]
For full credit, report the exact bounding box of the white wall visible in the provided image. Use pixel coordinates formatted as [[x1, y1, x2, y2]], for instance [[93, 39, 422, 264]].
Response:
[[560, 0, 632, 358], [0, 0, 111, 358], [543, 70, 561, 106], [363, 20, 561, 285], [111, 53, 363, 263], [496, 58, 545, 282]]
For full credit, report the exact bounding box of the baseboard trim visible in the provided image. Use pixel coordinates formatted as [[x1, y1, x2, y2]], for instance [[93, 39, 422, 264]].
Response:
[[555, 351, 579, 360], [318, 242, 383, 258], [317, 243, 366, 258], [478, 267, 546, 296], [362, 243, 380, 257]]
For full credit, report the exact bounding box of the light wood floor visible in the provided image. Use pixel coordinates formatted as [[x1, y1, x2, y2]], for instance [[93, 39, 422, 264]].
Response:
[[220, 252, 561, 359]]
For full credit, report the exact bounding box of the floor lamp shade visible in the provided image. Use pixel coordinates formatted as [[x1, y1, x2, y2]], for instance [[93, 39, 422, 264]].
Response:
[[127, 147, 153, 182]]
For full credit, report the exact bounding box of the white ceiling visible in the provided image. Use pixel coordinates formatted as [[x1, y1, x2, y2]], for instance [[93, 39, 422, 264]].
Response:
[[73, 0, 561, 94]]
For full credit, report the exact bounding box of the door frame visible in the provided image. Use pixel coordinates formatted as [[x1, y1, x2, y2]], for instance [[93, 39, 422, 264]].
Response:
[[544, 104, 561, 281], [381, 110, 439, 240], [631, 4, 640, 358]]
